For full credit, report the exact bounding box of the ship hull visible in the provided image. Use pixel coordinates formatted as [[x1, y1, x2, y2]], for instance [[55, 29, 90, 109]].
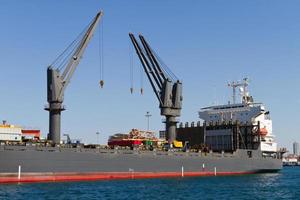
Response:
[[0, 146, 282, 183]]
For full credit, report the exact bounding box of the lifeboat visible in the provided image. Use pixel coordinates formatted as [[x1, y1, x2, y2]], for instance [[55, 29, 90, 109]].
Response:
[[259, 127, 268, 136]]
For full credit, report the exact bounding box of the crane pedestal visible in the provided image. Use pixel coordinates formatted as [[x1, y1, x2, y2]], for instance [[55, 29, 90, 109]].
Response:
[[165, 116, 178, 144], [45, 102, 65, 145]]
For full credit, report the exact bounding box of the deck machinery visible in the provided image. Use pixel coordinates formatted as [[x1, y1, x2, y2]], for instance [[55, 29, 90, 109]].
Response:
[[45, 11, 103, 144], [129, 33, 183, 144]]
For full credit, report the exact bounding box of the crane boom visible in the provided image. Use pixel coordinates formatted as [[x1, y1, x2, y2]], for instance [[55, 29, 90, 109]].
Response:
[[59, 12, 103, 99], [46, 11, 103, 145], [139, 35, 166, 83], [129, 33, 183, 144]]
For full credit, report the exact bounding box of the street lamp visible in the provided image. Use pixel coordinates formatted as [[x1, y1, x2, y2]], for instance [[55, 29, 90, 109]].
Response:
[[145, 111, 152, 131], [96, 131, 100, 145]]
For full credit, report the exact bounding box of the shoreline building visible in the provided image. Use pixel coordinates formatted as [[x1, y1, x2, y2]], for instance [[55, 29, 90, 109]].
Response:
[[293, 142, 299, 156], [0, 120, 21, 142]]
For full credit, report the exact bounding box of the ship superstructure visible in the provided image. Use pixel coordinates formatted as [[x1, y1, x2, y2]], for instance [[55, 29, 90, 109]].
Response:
[[199, 78, 277, 153]]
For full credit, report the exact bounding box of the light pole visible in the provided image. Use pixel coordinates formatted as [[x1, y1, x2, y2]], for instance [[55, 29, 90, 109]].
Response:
[[145, 111, 152, 131], [96, 131, 100, 145]]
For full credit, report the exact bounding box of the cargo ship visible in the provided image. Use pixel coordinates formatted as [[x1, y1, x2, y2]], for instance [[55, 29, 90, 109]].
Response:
[[0, 78, 283, 184]]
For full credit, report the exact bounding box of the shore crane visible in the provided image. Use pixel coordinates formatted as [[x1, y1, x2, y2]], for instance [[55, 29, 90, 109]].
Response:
[[129, 33, 183, 145], [45, 11, 103, 145]]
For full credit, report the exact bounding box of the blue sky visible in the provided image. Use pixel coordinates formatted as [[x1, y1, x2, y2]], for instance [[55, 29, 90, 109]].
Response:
[[0, 0, 299, 151]]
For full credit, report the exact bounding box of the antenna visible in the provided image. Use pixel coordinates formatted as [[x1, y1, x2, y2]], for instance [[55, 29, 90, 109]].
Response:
[[228, 81, 237, 104]]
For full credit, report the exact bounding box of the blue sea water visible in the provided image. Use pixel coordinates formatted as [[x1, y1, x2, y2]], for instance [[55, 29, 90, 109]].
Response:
[[0, 167, 299, 200]]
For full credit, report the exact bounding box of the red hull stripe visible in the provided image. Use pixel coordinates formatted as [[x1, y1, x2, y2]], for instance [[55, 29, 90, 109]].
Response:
[[0, 171, 255, 184]]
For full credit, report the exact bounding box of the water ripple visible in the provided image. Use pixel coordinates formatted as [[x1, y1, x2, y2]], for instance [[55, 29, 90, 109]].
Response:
[[0, 168, 299, 200]]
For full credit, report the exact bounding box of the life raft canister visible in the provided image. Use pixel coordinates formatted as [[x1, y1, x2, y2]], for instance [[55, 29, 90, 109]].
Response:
[[259, 127, 268, 136]]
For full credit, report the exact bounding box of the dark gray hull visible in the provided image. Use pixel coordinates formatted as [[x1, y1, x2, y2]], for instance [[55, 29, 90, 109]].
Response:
[[0, 146, 282, 175]]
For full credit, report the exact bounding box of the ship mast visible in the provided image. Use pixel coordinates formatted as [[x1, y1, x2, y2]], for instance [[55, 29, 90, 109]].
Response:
[[228, 78, 249, 104]]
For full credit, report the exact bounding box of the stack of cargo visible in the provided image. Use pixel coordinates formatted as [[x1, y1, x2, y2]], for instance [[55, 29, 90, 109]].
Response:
[[108, 129, 160, 148]]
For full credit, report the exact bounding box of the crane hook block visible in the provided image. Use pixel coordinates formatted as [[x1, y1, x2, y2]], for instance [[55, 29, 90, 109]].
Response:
[[140, 88, 144, 95], [99, 80, 104, 88], [130, 87, 133, 94]]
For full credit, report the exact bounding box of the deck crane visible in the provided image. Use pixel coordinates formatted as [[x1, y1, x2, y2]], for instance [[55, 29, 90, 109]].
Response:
[[45, 11, 103, 145], [129, 33, 183, 145]]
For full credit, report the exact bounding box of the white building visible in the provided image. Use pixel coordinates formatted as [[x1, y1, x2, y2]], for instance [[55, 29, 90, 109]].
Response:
[[0, 121, 22, 142]]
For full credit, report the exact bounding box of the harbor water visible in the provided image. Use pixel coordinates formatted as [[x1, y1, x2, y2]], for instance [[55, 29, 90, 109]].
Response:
[[0, 167, 299, 200]]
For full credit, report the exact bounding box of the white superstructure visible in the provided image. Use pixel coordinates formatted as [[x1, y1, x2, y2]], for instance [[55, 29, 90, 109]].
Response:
[[199, 78, 277, 153]]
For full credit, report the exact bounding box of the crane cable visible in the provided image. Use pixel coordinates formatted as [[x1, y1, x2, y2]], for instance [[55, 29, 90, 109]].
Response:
[[140, 63, 144, 95], [99, 18, 104, 88], [129, 41, 144, 95], [129, 39, 134, 94], [50, 21, 92, 71], [150, 47, 179, 82], [57, 38, 82, 71]]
